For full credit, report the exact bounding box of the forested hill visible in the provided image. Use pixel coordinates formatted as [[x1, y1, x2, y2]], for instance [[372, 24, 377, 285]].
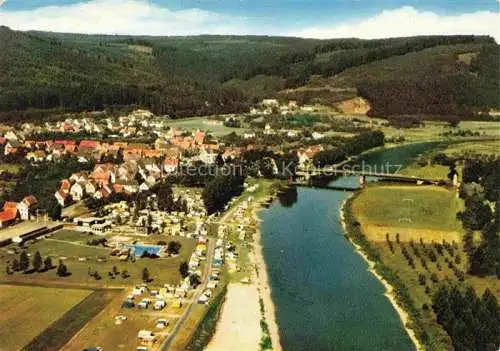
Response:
[[0, 26, 498, 121]]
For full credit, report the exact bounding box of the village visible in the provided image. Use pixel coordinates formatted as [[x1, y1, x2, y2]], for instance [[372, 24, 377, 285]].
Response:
[[0, 102, 336, 351], [0, 101, 347, 230]]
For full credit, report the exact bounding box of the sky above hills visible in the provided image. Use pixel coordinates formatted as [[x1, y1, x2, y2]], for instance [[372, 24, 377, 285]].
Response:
[[0, 0, 498, 41]]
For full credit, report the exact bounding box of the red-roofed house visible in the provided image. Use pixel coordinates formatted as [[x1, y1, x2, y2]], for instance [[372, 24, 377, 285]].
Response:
[[143, 149, 162, 158], [194, 131, 206, 144], [55, 140, 76, 146], [55, 190, 70, 207], [164, 157, 179, 174], [60, 179, 72, 192], [0, 202, 18, 227], [0, 211, 16, 228], [79, 140, 101, 150], [91, 164, 116, 186]]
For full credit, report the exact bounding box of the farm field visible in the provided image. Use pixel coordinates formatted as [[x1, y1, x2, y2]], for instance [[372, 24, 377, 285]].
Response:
[[0, 284, 92, 350], [0, 231, 196, 286], [352, 185, 464, 242], [163, 117, 248, 136]]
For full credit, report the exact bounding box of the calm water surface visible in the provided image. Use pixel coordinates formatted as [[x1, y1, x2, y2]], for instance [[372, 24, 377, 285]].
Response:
[[259, 143, 439, 350]]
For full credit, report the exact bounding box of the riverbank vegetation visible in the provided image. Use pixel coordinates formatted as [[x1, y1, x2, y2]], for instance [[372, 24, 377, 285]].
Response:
[[184, 285, 228, 351], [313, 130, 385, 166]]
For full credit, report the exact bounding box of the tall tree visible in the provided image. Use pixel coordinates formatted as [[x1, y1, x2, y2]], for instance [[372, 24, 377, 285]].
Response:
[[142, 267, 150, 282], [56, 260, 68, 277], [33, 251, 43, 272], [19, 252, 29, 272]]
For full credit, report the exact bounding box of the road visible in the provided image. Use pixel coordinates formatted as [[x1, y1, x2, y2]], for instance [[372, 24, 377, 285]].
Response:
[[159, 237, 216, 350], [159, 190, 249, 350]]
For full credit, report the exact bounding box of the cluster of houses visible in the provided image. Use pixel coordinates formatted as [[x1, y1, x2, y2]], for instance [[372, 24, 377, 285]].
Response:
[[250, 99, 315, 116], [17, 109, 156, 138], [0, 196, 38, 228]]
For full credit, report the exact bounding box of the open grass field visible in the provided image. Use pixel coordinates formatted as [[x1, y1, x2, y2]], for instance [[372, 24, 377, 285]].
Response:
[[0, 233, 196, 286], [164, 117, 248, 136], [400, 164, 455, 180], [0, 284, 92, 350], [381, 120, 500, 142], [442, 140, 500, 156], [23, 289, 118, 351], [352, 185, 464, 242]]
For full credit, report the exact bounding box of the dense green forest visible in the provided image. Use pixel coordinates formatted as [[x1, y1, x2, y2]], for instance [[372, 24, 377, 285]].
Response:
[[0, 26, 498, 121]]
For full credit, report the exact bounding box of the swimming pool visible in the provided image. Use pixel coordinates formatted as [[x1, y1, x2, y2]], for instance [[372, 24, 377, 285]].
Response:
[[128, 244, 163, 257]]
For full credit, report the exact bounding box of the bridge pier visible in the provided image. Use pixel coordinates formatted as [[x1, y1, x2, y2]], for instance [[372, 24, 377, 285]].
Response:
[[359, 175, 366, 188]]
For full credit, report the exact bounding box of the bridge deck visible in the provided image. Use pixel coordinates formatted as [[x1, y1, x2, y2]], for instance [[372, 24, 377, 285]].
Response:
[[296, 168, 442, 184]]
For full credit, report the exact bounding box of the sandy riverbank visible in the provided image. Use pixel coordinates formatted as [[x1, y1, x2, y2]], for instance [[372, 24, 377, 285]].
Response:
[[205, 283, 261, 351], [206, 194, 282, 351], [340, 196, 424, 351], [252, 204, 283, 351]]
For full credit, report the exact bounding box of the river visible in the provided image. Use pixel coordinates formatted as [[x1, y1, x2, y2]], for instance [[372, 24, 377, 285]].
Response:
[[259, 143, 439, 351]]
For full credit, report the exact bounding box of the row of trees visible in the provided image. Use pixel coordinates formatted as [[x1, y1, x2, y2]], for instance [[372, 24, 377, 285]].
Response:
[[313, 131, 385, 167], [202, 171, 245, 214], [457, 156, 500, 277], [5, 250, 69, 276]]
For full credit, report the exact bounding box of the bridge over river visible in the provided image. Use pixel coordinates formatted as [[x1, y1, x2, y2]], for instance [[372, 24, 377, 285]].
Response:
[[295, 166, 445, 187]]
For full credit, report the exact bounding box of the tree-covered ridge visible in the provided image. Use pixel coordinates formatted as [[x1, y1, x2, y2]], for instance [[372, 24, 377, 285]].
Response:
[[0, 26, 498, 120]]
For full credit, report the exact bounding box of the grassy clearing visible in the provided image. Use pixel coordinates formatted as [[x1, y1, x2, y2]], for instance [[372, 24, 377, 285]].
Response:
[[164, 117, 248, 136], [24, 289, 118, 351], [371, 240, 500, 350], [50, 229, 94, 242], [0, 284, 91, 350], [0, 234, 196, 286], [352, 185, 464, 242]]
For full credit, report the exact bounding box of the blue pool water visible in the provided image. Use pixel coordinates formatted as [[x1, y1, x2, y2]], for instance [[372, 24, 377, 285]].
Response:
[[128, 244, 163, 257]]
